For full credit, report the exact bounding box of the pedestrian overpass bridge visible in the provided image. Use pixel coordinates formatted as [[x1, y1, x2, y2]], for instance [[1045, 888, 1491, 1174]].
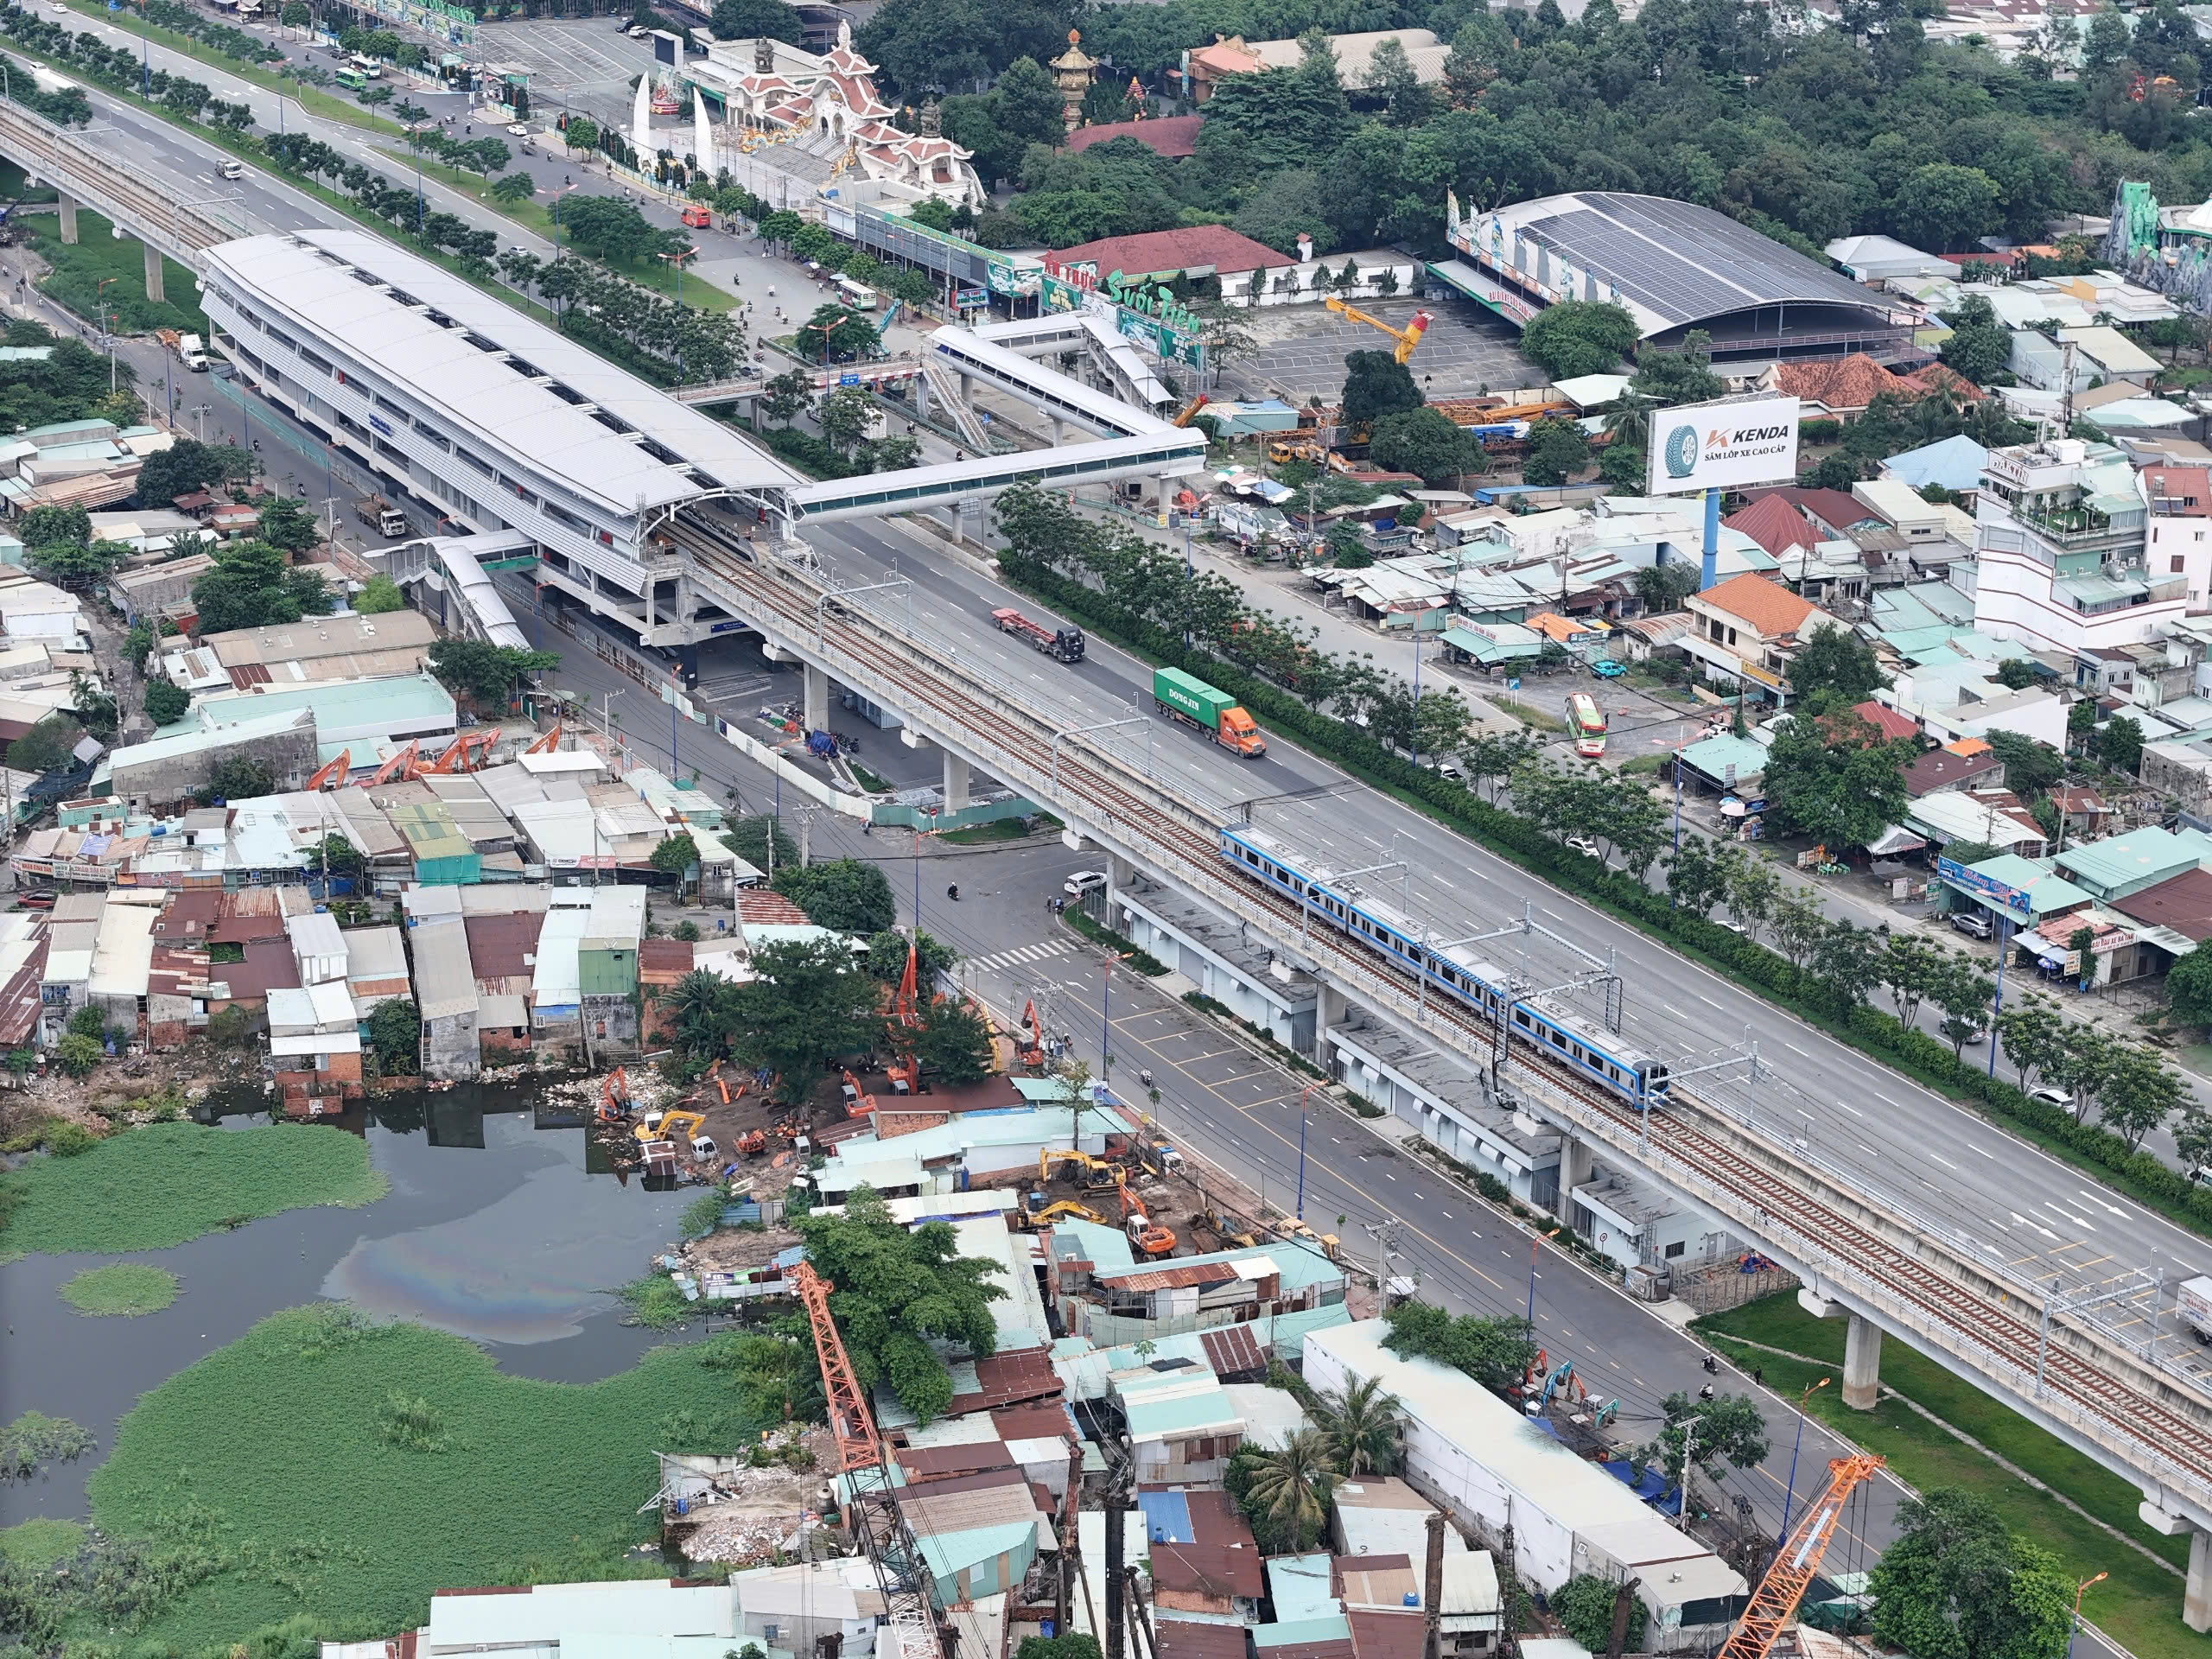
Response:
[[48, 94, 2212, 1635]]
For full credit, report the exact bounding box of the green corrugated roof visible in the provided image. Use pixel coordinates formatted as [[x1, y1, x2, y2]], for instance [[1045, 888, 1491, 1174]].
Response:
[[1124, 1385, 1241, 1440]]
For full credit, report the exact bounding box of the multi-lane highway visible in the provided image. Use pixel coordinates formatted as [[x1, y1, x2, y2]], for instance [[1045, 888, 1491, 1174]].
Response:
[[26, 22, 2212, 1503], [55, 50, 2212, 1337]]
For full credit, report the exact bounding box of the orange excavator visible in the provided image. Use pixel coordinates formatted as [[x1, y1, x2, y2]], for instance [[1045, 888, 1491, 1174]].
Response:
[[597, 1067, 630, 1124], [1016, 998, 1046, 1073], [1106, 1164, 1174, 1257], [368, 741, 422, 786], [735, 1128, 767, 1155], [842, 1066, 881, 1119], [306, 750, 351, 791], [884, 939, 923, 1095], [525, 724, 563, 754], [422, 730, 497, 774]]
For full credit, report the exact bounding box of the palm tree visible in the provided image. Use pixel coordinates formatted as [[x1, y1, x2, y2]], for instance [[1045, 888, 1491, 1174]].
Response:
[[1243, 1429, 1341, 1545], [1315, 1371, 1405, 1476], [658, 968, 727, 1059]]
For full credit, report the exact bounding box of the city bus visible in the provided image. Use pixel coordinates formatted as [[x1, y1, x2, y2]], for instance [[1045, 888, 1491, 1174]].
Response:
[[334, 67, 369, 90], [347, 53, 383, 77], [1567, 690, 1608, 760]]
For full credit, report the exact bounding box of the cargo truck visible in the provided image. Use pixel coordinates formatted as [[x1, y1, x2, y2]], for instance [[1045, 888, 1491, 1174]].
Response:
[[1154, 666, 1265, 756], [174, 332, 207, 371], [355, 495, 408, 538], [2180, 1274, 2212, 1343], [991, 606, 1084, 663]]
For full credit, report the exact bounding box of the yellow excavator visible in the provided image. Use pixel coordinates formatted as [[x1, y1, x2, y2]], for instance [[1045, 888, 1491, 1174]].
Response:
[[1027, 1198, 1107, 1227], [636, 1109, 708, 1147], [1039, 1148, 1126, 1190], [1324, 297, 1433, 365]]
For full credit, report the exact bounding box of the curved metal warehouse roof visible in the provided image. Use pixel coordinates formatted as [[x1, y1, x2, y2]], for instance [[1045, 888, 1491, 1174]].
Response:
[[1474, 192, 1897, 340]]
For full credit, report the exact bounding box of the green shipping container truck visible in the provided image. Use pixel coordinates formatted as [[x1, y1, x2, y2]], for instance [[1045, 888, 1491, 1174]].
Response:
[[1154, 667, 1266, 756]]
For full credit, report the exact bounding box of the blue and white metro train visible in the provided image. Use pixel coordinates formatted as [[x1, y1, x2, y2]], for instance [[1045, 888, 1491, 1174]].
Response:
[[1217, 823, 1673, 1109]]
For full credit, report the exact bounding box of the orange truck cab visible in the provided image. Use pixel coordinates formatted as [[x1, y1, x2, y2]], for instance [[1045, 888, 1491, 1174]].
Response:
[[1154, 667, 1267, 757]]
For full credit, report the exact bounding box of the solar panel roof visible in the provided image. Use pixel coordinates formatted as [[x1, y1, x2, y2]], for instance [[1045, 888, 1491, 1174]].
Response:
[[1488, 192, 1893, 334]]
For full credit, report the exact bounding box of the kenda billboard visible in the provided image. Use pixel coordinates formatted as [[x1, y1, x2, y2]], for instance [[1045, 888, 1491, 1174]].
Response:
[[1646, 394, 1801, 496]]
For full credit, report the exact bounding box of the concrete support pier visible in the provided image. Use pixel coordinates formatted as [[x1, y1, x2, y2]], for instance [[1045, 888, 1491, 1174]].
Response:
[[57, 193, 76, 244], [143, 240, 164, 304], [2188, 1531, 2212, 1631], [803, 663, 829, 732], [1843, 1313, 1882, 1410], [943, 753, 970, 810]]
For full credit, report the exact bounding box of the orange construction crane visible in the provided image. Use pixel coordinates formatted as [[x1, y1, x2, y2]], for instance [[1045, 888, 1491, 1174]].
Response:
[[1170, 392, 1209, 428], [524, 723, 563, 755], [1717, 1454, 1885, 1659], [788, 1262, 952, 1659], [305, 749, 351, 791], [368, 741, 421, 786]]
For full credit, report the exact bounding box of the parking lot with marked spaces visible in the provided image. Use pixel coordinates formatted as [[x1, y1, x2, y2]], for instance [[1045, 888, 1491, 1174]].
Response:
[[1226, 297, 1549, 402], [475, 17, 663, 126]]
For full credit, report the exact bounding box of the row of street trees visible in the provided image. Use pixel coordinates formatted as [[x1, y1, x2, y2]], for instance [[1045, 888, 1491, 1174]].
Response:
[[493, 247, 748, 385], [995, 485, 1474, 759]]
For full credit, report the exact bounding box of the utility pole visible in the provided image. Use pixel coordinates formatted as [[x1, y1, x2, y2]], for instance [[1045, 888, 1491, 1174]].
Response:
[[1676, 1417, 1698, 1533], [1421, 1510, 1445, 1659], [792, 802, 819, 869], [1604, 1577, 1642, 1659]]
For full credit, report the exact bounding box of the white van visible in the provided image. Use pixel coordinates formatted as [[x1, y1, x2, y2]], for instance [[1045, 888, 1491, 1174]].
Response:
[[219, 159, 245, 180]]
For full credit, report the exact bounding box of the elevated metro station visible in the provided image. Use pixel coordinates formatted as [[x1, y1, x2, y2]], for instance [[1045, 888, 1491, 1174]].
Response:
[[196, 230, 1205, 664]]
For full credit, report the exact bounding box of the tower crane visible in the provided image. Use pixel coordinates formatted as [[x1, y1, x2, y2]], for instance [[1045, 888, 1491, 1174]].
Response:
[[1716, 1454, 1884, 1659], [1323, 297, 1434, 365], [790, 1261, 954, 1659]]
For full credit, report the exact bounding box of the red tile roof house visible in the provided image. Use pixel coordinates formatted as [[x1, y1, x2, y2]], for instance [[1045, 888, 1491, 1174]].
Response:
[[1066, 114, 1203, 159], [1681, 573, 1840, 700], [1761, 353, 1924, 418], [1724, 494, 1819, 561], [1052, 226, 1292, 289]]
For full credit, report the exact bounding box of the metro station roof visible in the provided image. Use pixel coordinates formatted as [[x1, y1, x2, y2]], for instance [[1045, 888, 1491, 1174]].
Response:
[[200, 231, 802, 518]]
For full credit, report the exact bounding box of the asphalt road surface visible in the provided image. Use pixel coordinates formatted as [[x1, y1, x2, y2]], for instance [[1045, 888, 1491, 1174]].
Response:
[[51, 41, 2212, 1379]]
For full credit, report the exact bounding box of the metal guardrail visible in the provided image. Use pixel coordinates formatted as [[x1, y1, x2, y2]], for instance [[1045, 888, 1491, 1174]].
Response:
[[673, 528, 2212, 1523], [0, 99, 247, 262]]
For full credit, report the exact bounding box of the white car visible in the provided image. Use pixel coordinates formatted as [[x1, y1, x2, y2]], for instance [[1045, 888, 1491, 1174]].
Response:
[[1064, 870, 1107, 898], [1565, 835, 1602, 859], [2030, 1084, 2071, 1110], [505, 122, 528, 136]]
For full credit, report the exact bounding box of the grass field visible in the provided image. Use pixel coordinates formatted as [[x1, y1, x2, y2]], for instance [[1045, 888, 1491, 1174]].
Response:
[[86, 1304, 757, 1645], [0, 1121, 384, 1255], [16, 205, 207, 337], [60, 1262, 181, 1316], [0, 1517, 84, 1567], [1695, 1291, 2195, 1659]]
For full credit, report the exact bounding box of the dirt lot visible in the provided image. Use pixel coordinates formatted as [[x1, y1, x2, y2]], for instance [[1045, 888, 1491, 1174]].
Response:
[[0, 1041, 257, 1142]]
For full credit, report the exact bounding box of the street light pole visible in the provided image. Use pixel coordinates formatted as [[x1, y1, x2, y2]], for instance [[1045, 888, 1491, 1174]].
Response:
[[1294, 1083, 1313, 1218], [1775, 1376, 1829, 1548], [2068, 1572, 2107, 1659]]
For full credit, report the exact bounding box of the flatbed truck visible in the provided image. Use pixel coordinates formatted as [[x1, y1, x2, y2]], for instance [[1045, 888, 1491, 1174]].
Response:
[[991, 606, 1084, 663]]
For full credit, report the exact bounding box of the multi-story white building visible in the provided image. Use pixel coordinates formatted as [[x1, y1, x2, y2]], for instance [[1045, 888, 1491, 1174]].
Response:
[[196, 228, 803, 658], [1971, 438, 2185, 654], [2146, 463, 2212, 613]]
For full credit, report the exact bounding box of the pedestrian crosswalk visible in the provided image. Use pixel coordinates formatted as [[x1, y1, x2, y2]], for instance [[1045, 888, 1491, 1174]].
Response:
[[969, 940, 1073, 973]]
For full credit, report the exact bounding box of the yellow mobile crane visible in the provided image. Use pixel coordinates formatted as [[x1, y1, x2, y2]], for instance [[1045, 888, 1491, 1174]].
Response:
[[1324, 296, 1434, 364]]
